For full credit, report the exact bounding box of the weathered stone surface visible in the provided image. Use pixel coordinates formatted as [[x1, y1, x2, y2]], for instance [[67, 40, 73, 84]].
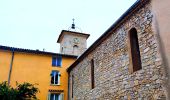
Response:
[[68, 1, 166, 100]]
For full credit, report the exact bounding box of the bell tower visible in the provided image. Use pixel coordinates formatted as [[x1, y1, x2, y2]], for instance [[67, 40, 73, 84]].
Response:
[[57, 19, 90, 56]]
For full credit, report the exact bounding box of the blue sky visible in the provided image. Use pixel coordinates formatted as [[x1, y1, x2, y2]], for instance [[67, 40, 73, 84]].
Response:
[[0, 0, 137, 53]]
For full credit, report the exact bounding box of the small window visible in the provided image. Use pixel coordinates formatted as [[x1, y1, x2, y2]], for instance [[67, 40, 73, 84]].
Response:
[[50, 93, 59, 100], [61, 47, 64, 53], [52, 56, 62, 67], [73, 45, 78, 55], [129, 28, 142, 72], [91, 59, 95, 89], [51, 71, 60, 85], [49, 93, 63, 100], [72, 75, 74, 98]]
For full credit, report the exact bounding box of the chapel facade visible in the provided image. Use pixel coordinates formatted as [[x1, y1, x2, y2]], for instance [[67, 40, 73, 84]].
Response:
[[67, 0, 170, 99]]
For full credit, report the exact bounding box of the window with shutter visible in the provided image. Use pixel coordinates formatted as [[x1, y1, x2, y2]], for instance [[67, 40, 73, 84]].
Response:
[[52, 57, 57, 66], [56, 56, 62, 66], [50, 71, 60, 85], [48, 93, 60, 100], [52, 56, 62, 67]]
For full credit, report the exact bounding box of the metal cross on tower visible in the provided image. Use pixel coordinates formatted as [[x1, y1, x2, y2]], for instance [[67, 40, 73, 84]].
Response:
[[71, 18, 75, 29]]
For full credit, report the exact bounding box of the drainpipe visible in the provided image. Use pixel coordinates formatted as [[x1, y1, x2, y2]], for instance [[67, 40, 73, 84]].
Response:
[[68, 73, 70, 100], [8, 49, 14, 86]]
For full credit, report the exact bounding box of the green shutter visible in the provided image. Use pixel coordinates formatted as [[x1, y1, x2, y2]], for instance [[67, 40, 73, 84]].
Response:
[[52, 57, 56, 66], [60, 93, 64, 100], [47, 92, 51, 100], [57, 56, 62, 66]]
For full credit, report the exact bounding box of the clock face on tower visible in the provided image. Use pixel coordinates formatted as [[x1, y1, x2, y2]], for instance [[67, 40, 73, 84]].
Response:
[[73, 38, 79, 44]]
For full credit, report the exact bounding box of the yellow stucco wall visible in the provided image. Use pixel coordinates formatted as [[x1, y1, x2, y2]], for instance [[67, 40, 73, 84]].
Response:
[[0, 49, 76, 100], [0, 50, 11, 82]]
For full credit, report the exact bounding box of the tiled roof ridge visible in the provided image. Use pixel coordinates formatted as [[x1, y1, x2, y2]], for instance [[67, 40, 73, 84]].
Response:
[[0, 45, 40, 51], [0, 45, 77, 58]]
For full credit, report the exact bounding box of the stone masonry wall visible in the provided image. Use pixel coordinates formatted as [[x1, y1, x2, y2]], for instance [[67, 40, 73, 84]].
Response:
[[69, 1, 166, 100], [60, 33, 87, 56]]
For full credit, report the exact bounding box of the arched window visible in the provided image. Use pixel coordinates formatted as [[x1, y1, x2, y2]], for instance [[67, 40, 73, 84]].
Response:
[[129, 28, 142, 72], [61, 47, 64, 53], [73, 45, 78, 55]]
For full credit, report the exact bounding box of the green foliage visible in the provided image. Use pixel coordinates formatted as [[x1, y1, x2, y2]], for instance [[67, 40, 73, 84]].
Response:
[[0, 81, 39, 100]]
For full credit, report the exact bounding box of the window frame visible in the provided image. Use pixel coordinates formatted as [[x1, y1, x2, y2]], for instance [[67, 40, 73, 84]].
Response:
[[50, 93, 60, 100], [52, 56, 62, 67], [48, 93, 64, 100], [128, 28, 142, 73], [50, 70, 60, 85]]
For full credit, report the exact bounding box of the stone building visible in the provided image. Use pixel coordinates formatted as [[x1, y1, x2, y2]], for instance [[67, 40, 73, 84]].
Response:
[[57, 30, 90, 56], [67, 0, 170, 99]]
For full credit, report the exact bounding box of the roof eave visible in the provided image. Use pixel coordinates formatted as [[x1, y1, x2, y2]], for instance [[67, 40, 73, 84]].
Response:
[[57, 30, 90, 43], [0, 45, 78, 58]]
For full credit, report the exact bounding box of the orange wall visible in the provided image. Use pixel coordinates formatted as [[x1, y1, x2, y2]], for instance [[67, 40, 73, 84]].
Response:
[[0, 50, 11, 82], [0, 50, 76, 100]]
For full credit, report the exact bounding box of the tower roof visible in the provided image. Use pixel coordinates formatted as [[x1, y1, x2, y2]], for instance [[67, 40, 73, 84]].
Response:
[[57, 30, 90, 43]]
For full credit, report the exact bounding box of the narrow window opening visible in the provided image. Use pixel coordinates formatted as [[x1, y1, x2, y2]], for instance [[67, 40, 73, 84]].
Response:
[[61, 47, 64, 53], [129, 28, 142, 72], [91, 59, 95, 89], [73, 45, 78, 55], [72, 75, 74, 98]]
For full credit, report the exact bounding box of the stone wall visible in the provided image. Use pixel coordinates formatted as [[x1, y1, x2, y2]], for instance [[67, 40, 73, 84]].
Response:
[[69, 1, 166, 100], [60, 32, 88, 56]]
